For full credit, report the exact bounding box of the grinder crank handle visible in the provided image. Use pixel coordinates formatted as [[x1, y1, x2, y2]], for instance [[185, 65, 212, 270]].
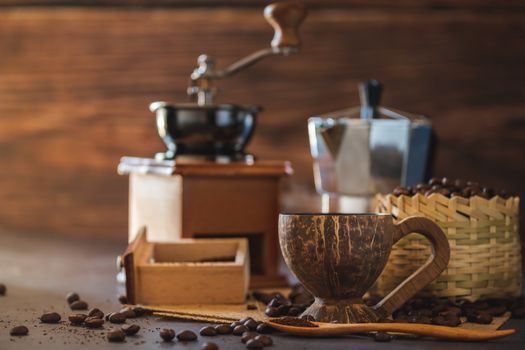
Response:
[[264, 2, 308, 53]]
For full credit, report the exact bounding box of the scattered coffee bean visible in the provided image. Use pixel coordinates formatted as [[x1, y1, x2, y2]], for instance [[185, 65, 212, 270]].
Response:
[[214, 324, 231, 335], [0, 283, 6, 295], [246, 338, 264, 349], [233, 324, 249, 335], [120, 308, 136, 319], [118, 294, 128, 304], [177, 330, 197, 341], [202, 342, 219, 350], [69, 314, 88, 325], [240, 317, 254, 324], [107, 328, 126, 342], [88, 308, 104, 319], [131, 306, 149, 317], [254, 335, 273, 346], [40, 312, 61, 324], [10, 325, 28, 336], [246, 303, 257, 310], [244, 319, 259, 331], [200, 326, 217, 336], [70, 300, 88, 310], [66, 292, 79, 304], [230, 321, 242, 330], [85, 317, 104, 328], [255, 323, 275, 334], [241, 331, 258, 343], [264, 306, 280, 317], [374, 331, 393, 342], [108, 312, 126, 324], [121, 324, 140, 336], [160, 328, 176, 342]]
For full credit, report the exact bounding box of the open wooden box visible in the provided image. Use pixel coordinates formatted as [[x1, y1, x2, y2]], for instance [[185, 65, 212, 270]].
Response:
[[122, 228, 250, 305]]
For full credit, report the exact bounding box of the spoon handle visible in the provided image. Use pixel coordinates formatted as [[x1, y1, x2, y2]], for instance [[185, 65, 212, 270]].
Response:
[[268, 320, 515, 341], [328, 323, 514, 341]]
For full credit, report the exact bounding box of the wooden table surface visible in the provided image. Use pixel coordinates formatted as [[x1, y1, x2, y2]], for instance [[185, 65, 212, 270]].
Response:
[[1, 230, 524, 349]]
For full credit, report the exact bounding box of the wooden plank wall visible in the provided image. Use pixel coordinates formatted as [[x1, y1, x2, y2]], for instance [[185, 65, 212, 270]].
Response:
[[0, 1, 524, 239]]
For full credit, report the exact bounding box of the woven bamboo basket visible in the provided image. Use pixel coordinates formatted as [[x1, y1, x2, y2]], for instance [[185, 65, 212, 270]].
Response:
[[375, 193, 521, 301]]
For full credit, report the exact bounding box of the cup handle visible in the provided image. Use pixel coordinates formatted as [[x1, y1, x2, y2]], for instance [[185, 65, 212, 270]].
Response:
[[372, 216, 450, 318]]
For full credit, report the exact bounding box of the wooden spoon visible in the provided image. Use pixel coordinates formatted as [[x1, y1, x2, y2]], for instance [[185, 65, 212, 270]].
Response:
[[267, 319, 515, 341]]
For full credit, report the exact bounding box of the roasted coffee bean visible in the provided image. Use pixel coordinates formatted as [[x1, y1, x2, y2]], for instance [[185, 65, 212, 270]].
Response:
[[0, 283, 6, 295], [66, 292, 79, 304], [256, 323, 275, 334], [444, 315, 461, 327], [120, 308, 136, 319], [107, 328, 126, 342], [85, 317, 104, 328], [10, 325, 29, 336], [432, 315, 448, 326], [200, 326, 217, 336], [264, 306, 280, 317], [40, 312, 61, 323], [244, 319, 259, 331], [70, 300, 88, 310], [131, 306, 149, 317], [486, 306, 507, 317], [233, 324, 249, 335], [393, 186, 409, 196], [118, 294, 128, 304], [241, 331, 258, 343], [440, 306, 461, 317], [108, 312, 126, 324], [467, 311, 493, 324], [374, 332, 393, 342], [288, 307, 302, 316], [160, 328, 176, 342], [240, 317, 255, 324], [121, 324, 140, 336], [69, 314, 88, 325], [88, 308, 104, 319], [177, 330, 197, 341], [246, 338, 264, 349], [214, 324, 231, 334], [230, 321, 242, 330], [268, 298, 282, 308], [202, 342, 219, 350], [254, 335, 273, 346], [246, 303, 257, 310]]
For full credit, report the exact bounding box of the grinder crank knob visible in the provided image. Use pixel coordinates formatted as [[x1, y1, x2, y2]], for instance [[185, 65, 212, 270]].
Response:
[[264, 2, 307, 53]]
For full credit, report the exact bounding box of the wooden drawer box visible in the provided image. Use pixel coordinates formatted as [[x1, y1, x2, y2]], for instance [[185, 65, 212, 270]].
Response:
[[122, 228, 249, 305]]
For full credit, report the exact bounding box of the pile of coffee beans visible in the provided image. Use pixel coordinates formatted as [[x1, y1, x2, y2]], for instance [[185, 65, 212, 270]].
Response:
[[255, 284, 314, 318], [382, 295, 525, 326], [392, 177, 515, 199]]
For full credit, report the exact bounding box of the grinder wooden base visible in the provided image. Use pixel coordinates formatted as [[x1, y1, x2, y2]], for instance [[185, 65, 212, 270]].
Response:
[[119, 158, 292, 288]]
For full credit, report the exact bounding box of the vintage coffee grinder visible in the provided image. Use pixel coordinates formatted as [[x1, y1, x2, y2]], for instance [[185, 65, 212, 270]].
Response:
[[118, 2, 307, 287]]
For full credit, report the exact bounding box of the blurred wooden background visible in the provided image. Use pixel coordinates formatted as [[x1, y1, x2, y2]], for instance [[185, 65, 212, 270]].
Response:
[[0, 1, 524, 239]]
